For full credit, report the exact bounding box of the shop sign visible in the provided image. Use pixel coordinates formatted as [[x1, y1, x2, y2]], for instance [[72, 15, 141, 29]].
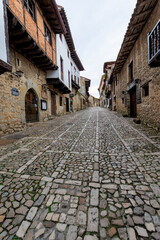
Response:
[[41, 100, 47, 110], [12, 88, 19, 96]]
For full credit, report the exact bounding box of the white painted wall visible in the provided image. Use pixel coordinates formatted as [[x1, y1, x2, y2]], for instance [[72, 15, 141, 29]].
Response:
[[47, 34, 81, 90], [47, 34, 72, 90], [71, 58, 80, 87], [0, 0, 8, 63]]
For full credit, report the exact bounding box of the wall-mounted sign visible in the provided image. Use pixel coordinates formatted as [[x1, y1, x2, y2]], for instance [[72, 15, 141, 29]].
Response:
[[41, 100, 47, 111], [12, 88, 19, 96]]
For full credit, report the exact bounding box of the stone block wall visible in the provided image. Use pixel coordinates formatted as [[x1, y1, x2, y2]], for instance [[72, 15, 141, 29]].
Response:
[[116, 1, 160, 128], [0, 48, 52, 136]]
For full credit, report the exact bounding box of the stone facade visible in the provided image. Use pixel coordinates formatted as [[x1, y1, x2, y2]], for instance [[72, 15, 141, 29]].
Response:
[[114, 1, 160, 129], [0, 48, 53, 135], [89, 96, 100, 107]]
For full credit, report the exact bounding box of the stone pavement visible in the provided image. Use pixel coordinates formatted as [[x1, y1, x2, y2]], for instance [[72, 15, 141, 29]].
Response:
[[0, 107, 160, 240]]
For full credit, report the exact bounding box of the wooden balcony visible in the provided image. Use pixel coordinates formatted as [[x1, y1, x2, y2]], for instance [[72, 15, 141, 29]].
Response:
[[7, 8, 57, 71], [0, 59, 12, 75], [148, 19, 160, 67], [47, 78, 71, 94]]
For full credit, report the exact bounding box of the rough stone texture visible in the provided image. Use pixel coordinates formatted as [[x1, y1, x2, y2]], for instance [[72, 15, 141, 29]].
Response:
[[115, 0, 160, 128], [0, 108, 159, 239]]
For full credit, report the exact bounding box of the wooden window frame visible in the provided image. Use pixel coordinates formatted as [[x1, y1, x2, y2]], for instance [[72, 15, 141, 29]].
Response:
[[44, 22, 52, 46], [68, 71, 70, 88], [142, 83, 149, 97], [60, 96, 62, 106], [24, 0, 36, 21], [60, 57, 63, 81], [128, 61, 133, 83]]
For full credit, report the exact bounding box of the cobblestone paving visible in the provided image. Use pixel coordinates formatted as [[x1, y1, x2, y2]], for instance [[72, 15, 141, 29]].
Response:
[[0, 108, 160, 240]]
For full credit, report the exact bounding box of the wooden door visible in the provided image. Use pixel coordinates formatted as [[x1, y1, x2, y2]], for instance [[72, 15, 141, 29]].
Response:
[[25, 89, 38, 122], [130, 86, 137, 117], [51, 94, 56, 115], [66, 98, 69, 112]]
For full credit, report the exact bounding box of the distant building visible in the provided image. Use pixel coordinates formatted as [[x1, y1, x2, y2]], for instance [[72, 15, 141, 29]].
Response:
[[98, 61, 115, 108], [89, 96, 100, 107]]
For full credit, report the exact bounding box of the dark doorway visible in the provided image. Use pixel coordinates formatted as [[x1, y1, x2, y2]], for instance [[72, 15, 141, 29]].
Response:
[[66, 97, 69, 112], [25, 89, 38, 122], [130, 86, 137, 117], [51, 93, 56, 115]]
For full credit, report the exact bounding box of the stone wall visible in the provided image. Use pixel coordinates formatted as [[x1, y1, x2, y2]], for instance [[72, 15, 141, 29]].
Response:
[[0, 47, 52, 136], [116, 2, 160, 129]]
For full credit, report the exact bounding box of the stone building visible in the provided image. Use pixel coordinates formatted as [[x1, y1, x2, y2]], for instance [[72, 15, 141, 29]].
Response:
[[0, 0, 84, 135], [111, 0, 160, 129], [89, 95, 100, 107], [98, 74, 106, 107], [103, 62, 115, 110], [47, 6, 84, 115], [80, 77, 91, 108]]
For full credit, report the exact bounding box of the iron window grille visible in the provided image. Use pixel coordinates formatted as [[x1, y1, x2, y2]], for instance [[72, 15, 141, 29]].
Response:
[[148, 19, 160, 65]]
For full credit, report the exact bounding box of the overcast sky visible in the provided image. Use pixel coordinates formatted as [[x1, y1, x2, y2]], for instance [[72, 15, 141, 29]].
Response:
[[56, 0, 137, 98]]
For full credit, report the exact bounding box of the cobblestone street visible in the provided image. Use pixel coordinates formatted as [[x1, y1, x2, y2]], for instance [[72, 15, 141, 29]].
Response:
[[0, 107, 160, 240]]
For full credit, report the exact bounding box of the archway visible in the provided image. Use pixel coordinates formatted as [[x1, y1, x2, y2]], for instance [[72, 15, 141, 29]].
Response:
[[25, 89, 39, 122]]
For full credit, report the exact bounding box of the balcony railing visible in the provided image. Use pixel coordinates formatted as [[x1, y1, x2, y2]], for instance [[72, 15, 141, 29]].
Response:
[[148, 19, 160, 66]]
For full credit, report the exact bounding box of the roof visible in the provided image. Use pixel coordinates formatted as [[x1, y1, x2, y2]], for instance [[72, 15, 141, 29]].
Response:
[[114, 0, 157, 74], [103, 61, 116, 73], [38, 0, 66, 34], [59, 6, 84, 71]]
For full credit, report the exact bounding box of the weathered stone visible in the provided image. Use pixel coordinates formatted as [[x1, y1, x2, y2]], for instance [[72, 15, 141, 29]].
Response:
[[108, 227, 117, 237], [127, 228, 137, 240], [16, 221, 31, 238], [135, 226, 148, 237], [145, 222, 155, 232], [87, 207, 98, 232], [66, 225, 77, 240], [84, 236, 98, 240], [56, 223, 67, 232], [90, 189, 99, 206], [144, 205, 156, 215], [76, 211, 86, 226], [26, 207, 38, 221], [133, 207, 144, 216], [100, 218, 110, 227], [34, 195, 45, 206], [16, 206, 28, 215]]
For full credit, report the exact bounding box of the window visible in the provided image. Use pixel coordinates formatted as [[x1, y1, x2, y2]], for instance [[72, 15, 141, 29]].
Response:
[[68, 71, 70, 88], [122, 98, 124, 104], [24, 0, 36, 21], [44, 23, 52, 46], [142, 83, 149, 97], [129, 61, 133, 83], [60, 57, 63, 81], [67, 50, 70, 58], [60, 96, 62, 106], [59, 34, 62, 41], [74, 75, 76, 83], [148, 20, 160, 66], [78, 77, 80, 85]]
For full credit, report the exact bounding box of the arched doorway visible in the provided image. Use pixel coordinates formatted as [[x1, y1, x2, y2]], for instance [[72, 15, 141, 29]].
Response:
[[25, 89, 39, 122]]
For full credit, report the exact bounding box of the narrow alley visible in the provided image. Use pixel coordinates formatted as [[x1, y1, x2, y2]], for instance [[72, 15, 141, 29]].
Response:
[[0, 108, 160, 240]]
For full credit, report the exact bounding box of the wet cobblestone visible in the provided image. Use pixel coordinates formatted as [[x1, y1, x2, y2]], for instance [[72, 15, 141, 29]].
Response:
[[0, 108, 160, 239]]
